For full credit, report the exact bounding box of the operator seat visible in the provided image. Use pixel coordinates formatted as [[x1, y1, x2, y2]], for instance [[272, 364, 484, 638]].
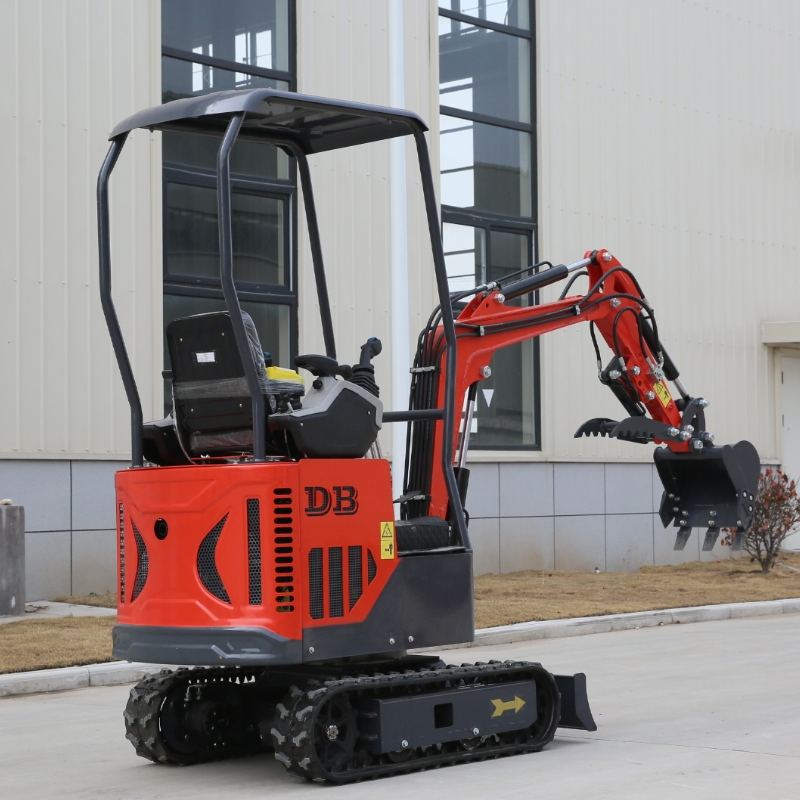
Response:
[[163, 310, 296, 458]]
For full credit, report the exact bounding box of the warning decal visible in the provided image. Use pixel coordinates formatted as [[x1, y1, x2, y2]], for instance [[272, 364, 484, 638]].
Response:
[[653, 381, 672, 409], [380, 521, 396, 560]]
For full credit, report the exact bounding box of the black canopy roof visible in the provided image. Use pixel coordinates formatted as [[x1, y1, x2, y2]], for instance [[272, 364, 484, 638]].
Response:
[[109, 88, 428, 154]]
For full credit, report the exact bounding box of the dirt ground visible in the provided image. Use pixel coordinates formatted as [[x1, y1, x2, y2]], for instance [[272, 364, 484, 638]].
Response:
[[3, 555, 799, 674], [474, 552, 800, 628], [0, 617, 116, 674]]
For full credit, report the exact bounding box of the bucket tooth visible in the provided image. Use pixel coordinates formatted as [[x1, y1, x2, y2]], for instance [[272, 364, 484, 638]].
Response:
[[702, 528, 719, 551], [673, 526, 692, 551], [731, 531, 746, 550], [574, 418, 618, 438]]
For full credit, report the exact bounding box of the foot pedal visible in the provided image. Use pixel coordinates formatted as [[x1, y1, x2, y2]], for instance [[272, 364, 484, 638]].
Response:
[[673, 526, 692, 551], [574, 418, 618, 438], [702, 528, 719, 551]]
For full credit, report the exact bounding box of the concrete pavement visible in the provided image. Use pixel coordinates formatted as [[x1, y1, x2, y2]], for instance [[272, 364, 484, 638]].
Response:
[[0, 613, 797, 799]]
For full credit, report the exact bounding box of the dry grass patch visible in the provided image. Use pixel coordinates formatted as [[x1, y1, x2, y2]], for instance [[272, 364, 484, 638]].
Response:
[[0, 617, 116, 674], [55, 592, 117, 609], [474, 552, 800, 629]]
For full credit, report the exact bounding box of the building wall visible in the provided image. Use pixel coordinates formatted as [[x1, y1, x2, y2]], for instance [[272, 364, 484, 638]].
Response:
[[4, 1, 799, 596], [0, 0, 163, 461], [535, 0, 800, 465], [295, 0, 440, 456]]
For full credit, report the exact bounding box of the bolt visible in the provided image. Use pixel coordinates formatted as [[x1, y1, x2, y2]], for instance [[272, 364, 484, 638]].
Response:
[[668, 493, 675, 499], [401, 739, 409, 749], [610, 297, 621, 308], [667, 427, 679, 437], [685, 425, 694, 434], [673, 506, 679, 513], [698, 399, 710, 408], [496, 293, 506, 304], [602, 251, 613, 262], [704, 432, 715, 443], [308, 646, 315, 655], [646, 390, 656, 401], [680, 431, 692, 441], [608, 369, 622, 380], [748, 505, 753, 512], [708, 520, 716, 528], [326, 724, 339, 741], [737, 519, 743, 526], [693, 440, 703, 451], [481, 365, 492, 379], [389, 637, 396, 646], [472, 728, 480, 736], [408, 635, 415, 644]]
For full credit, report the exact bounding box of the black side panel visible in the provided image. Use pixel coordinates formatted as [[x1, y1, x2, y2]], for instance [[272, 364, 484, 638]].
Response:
[[113, 624, 302, 666], [303, 550, 474, 661]]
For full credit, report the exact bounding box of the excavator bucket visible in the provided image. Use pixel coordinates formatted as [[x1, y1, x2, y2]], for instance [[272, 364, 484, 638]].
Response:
[[654, 440, 760, 550]]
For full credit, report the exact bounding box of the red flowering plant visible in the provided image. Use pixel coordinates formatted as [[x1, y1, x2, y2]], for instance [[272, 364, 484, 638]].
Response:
[[722, 467, 800, 573]]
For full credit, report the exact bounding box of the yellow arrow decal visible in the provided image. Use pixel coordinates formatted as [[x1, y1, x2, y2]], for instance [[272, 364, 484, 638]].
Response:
[[490, 695, 526, 718]]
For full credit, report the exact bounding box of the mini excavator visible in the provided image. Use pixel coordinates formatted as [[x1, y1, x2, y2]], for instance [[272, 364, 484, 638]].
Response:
[[98, 90, 760, 783]]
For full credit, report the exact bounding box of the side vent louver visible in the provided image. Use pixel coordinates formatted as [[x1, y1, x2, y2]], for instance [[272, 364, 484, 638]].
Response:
[[309, 547, 323, 619], [273, 488, 295, 612], [328, 547, 343, 617], [367, 549, 377, 584], [348, 545, 363, 609], [246, 499, 262, 605], [118, 503, 126, 604], [197, 514, 231, 604], [131, 520, 148, 602]]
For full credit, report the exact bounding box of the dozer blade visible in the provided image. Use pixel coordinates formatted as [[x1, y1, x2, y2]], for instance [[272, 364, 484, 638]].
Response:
[[654, 440, 760, 534], [554, 673, 597, 732]]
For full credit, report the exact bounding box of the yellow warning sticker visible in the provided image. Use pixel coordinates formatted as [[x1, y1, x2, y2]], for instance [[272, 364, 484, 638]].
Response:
[[380, 521, 396, 560], [653, 381, 672, 409]]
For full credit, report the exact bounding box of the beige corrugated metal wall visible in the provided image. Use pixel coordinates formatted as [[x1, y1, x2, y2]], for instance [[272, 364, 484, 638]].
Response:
[[537, 0, 800, 464], [0, 0, 162, 460], [296, 0, 440, 455]]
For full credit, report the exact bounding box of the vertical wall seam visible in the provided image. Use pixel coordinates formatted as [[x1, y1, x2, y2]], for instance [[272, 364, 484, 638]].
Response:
[[69, 459, 73, 594]]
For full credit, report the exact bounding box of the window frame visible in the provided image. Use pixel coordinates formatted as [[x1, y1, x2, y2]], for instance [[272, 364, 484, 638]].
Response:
[[439, 0, 540, 451], [160, 0, 298, 410]]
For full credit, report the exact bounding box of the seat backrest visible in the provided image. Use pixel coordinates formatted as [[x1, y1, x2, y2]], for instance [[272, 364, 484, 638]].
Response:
[[166, 311, 266, 439]]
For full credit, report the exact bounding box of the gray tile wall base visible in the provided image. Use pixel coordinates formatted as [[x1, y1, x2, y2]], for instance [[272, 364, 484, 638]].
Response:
[[4, 459, 127, 600], [469, 518, 500, 575]]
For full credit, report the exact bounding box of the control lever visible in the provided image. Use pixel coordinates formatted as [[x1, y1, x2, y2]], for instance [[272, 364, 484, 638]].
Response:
[[350, 337, 382, 397]]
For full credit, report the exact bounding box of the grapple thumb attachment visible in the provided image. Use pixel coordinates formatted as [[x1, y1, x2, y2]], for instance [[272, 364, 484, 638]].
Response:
[[654, 440, 760, 549]]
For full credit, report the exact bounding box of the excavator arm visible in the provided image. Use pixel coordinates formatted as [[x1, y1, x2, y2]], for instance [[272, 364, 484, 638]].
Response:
[[404, 249, 760, 552]]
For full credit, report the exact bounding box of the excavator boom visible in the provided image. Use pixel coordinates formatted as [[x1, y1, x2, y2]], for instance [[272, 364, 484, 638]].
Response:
[[404, 249, 759, 551]]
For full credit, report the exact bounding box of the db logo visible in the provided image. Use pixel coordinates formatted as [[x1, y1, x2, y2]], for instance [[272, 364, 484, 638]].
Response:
[[304, 485, 359, 516]]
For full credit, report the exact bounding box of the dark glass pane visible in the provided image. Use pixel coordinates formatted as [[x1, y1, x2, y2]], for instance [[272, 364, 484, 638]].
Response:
[[163, 294, 291, 371], [438, 1, 530, 29], [470, 229, 536, 448], [165, 182, 286, 286], [162, 0, 289, 71], [440, 115, 531, 217], [440, 26, 530, 124], [162, 56, 288, 102], [443, 222, 485, 292], [163, 130, 290, 182]]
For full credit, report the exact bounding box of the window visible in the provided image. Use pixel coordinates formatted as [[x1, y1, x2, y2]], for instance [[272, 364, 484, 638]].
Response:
[[160, 1, 295, 408], [439, 1, 538, 449]]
